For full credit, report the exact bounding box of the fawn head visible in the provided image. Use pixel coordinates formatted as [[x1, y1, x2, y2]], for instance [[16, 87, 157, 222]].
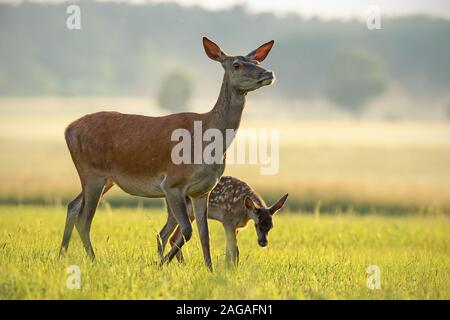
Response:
[[202, 37, 275, 93], [244, 194, 288, 247]]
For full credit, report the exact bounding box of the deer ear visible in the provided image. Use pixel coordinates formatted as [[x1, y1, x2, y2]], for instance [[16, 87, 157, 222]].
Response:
[[203, 37, 226, 62], [270, 193, 288, 215], [246, 40, 274, 62], [244, 196, 257, 212]]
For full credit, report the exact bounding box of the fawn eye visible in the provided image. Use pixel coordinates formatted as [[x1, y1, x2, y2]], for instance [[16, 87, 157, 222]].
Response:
[[233, 62, 240, 69]]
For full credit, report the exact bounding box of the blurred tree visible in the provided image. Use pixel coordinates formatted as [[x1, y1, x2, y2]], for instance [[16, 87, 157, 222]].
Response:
[[326, 48, 388, 112], [157, 70, 193, 112], [1, 2, 449, 102]]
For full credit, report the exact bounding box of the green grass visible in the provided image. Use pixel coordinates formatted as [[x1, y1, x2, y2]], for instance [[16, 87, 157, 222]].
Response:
[[1, 98, 450, 299], [1, 206, 449, 299]]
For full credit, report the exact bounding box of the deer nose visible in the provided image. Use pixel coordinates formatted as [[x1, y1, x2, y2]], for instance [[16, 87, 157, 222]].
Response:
[[258, 239, 268, 247], [258, 71, 275, 86], [261, 71, 274, 80]]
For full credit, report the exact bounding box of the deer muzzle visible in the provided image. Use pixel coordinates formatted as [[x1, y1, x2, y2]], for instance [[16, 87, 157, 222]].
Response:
[[258, 71, 275, 86]]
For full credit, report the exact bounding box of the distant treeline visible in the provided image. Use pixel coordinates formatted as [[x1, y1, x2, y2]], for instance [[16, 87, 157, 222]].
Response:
[[1, 194, 447, 216], [1, 1, 449, 104]]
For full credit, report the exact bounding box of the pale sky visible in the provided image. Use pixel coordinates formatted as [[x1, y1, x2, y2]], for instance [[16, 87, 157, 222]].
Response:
[[164, 0, 450, 20], [2, 0, 450, 20]]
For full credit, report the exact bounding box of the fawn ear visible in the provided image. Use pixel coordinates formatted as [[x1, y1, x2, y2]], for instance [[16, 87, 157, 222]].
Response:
[[203, 37, 227, 62], [270, 193, 288, 215], [246, 40, 274, 62], [244, 196, 257, 212]]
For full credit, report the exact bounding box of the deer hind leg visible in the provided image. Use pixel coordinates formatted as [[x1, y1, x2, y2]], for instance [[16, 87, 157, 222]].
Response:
[[159, 188, 192, 267], [75, 177, 107, 260], [59, 179, 113, 258], [192, 194, 213, 271], [59, 193, 83, 257]]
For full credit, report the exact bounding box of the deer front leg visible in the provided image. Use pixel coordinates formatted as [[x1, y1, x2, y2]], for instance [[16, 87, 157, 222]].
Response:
[[191, 193, 213, 272], [169, 227, 184, 263], [165, 198, 195, 263], [170, 212, 195, 263], [224, 225, 239, 267], [157, 199, 178, 260], [160, 188, 192, 267], [169, 199, 195, 263]]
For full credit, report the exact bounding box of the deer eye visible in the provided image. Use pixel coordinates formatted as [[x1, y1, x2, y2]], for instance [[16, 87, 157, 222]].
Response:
[[233, 62, 240, 69]]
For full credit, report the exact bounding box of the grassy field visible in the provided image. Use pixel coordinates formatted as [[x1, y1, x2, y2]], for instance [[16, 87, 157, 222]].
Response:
[[0, 206, 449, 299], [1, 97, 450, 300], [1, 97, 450, 212]]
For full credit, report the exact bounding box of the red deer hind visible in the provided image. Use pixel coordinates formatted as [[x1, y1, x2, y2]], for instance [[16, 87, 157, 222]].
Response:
[[59, 37, 275, 271]]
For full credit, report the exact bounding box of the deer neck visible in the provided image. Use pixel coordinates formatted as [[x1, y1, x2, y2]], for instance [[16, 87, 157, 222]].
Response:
[[207, 74, 246, 134]]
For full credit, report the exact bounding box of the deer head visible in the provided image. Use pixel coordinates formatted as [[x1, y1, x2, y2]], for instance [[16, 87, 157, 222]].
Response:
[[244, 194, 288, 247], [203, 37, 275, 93]]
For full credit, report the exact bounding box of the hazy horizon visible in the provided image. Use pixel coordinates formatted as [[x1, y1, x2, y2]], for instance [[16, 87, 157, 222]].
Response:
[[1, 0, 450, 21]]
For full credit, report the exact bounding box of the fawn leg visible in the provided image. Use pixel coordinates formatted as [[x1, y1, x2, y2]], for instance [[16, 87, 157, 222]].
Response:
[[224, 225, 239, 267]]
